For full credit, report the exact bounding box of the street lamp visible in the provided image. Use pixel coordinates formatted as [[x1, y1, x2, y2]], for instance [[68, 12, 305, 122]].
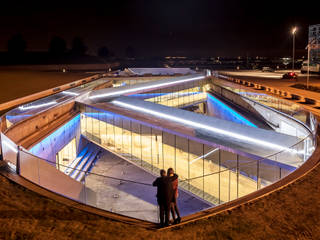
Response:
[[292, 27, 297, 72]]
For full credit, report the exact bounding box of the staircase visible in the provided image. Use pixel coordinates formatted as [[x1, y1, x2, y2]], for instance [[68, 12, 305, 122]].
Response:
[[64, 143, 101, 182]]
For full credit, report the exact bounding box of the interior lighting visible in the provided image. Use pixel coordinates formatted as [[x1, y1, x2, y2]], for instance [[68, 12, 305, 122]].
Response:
[[190, 148, 219, 164], [19, 101, 57, 110], [112, 100, 297, 153], [62, 91, 79, 96], [90, 75, 205, 99]]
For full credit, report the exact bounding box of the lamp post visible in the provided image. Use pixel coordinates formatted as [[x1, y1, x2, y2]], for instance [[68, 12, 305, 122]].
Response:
[[292, 27, 297, 72]]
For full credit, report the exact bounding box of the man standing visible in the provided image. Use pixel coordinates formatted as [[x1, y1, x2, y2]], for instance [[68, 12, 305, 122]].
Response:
[[153, 169, 178, 227]]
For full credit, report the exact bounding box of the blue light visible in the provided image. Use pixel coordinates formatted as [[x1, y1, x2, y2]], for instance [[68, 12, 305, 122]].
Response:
[[30, 114, 80, 156], [207, 94, 257, 128], [130, 91, 202, 99]]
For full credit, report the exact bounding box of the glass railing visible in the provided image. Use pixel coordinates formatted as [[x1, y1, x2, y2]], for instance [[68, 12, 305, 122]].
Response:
[[2, 128, 312, 224], [17, 148, 211, 223]]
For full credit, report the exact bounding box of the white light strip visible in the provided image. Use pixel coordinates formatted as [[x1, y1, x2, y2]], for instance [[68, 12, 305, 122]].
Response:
[[3, 141, 18, 153], [62, 91, 79, 96], [112, 100, 297, 153], [190, 148, 219, 164], [90, 75, 205, 99], [19, 101, 57, 110]]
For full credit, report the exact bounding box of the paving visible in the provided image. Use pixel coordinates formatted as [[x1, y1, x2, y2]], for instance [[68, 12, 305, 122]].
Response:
[[85, 149, 211, 223], [220, 70, 320, 99]]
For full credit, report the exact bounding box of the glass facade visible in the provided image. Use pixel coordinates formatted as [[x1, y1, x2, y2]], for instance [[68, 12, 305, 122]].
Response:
[[79, 104, 290, 205], [130, 77, 209, 108], [56, 138, 77, 172]]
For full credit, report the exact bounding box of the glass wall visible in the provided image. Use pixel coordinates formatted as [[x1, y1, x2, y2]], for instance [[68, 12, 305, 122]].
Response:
[[80, 105, 286, 205], [130, 77, 209, 108], [56, 138, 77, 172]]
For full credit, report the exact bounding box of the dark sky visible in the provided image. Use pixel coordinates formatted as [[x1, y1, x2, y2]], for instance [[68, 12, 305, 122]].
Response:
[[0, 0, 319, 57]]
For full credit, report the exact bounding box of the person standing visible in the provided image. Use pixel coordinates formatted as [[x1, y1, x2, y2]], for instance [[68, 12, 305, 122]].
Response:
[[153, 169, 178, 227], [168, 168, 181, 224]]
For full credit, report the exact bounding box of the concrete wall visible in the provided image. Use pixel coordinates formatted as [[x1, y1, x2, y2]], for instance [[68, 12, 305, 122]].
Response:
[[29, 114, 81, 162], [5, 101, 76, 146]]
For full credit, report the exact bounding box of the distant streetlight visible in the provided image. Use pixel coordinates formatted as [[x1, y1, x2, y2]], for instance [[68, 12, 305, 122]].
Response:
[[292, 27, 297, 72]]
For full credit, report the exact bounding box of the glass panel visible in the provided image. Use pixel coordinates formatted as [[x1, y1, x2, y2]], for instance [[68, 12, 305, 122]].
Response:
[[19, 149, 39, 183], [122, 118, 132, 159], [85, 106, 93, 137], [175, 135, 189, 185], [151, 128, 163, 175], [162, 131, 175, 173], [203, 145, 220, 204], [131, 122, 141, 165], [80, 113, 86, 135], [92, 109, 100, 142], [114, 116, 123, 154], [259, 159, 281, 187], [188, 140, 204, 198], [220, 149, 238, 201], [238, 155, 258, 198], [0, 133, 18, 167], [56, 138, 76, 172], [99, 115, 107, 147], [106, 112, 115, 151], [141, 125, 152, 172]]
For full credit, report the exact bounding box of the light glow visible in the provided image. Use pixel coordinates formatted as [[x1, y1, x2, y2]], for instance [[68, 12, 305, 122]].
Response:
[[292, 27, 297, 35], [3, 140, 18, 153], [207, 94, 257, 128], [62, 91, 79, 96], [112, 100, 297, 154], [190, 148, 219, 164], [19, 101, 57, 110], [90, 75, 205, 99]]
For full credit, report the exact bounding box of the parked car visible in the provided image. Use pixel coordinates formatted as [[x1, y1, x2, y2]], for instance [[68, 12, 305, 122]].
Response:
[[282, 72, 298, 79], [301, 60, 320, 74], [262, 67, 275, 72]]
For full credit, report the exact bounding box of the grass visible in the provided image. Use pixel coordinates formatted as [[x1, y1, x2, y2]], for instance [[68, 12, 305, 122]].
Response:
[[0, 69, 92, 104], [291, 83, 320, 93]]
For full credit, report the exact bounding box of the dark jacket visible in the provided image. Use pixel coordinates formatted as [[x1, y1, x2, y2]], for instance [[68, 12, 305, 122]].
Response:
[[153, 174, 178, 204]]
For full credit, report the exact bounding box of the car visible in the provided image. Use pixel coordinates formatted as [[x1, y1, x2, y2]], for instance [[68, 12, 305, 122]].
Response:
[[262, 67, 275, 72], [282, 72, 298, 79], [301, 60, 320, 74]]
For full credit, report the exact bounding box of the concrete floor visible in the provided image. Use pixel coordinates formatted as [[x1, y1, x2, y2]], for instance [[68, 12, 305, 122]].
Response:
[[85, 149, 211, 223]]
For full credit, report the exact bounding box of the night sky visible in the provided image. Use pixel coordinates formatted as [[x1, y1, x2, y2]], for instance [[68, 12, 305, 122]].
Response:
[[0, 0, 319, 57]]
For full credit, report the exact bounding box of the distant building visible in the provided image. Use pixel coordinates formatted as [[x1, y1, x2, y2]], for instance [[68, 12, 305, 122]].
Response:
[[309, 24, 320, 62]]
